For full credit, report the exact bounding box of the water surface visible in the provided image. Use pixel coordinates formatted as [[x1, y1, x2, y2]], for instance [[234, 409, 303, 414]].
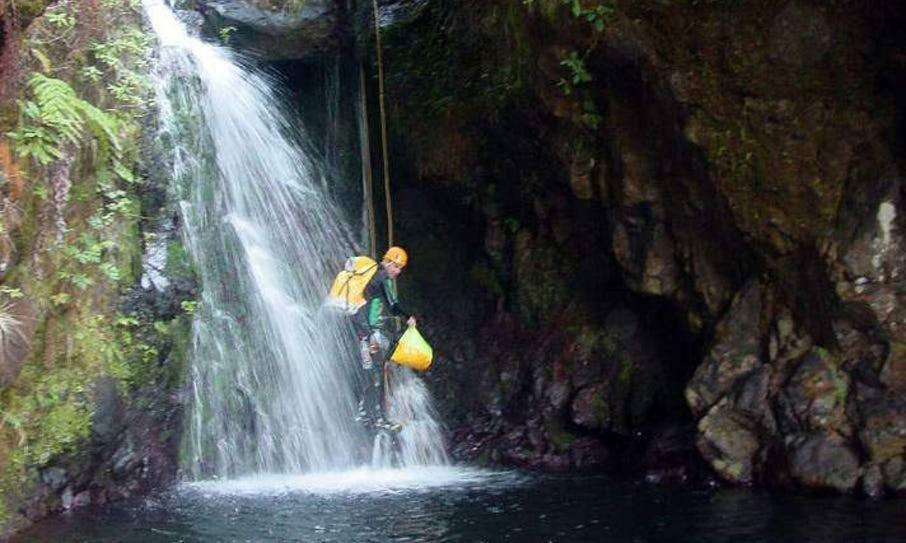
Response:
[[14, 468, 906, 542]]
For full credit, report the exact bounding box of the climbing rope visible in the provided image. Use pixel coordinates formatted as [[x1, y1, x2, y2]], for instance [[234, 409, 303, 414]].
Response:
[[371, 0, 394, 246], [363, 0, 399, 425], [358, 64, 378, 258]]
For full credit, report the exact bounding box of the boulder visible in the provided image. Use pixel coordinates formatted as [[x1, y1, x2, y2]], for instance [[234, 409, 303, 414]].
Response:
[[695, 398, 761, 484], [881, 456, 906, 493], [776, 348, 850, 435], [686, 280, 764, 416], [786, 432, 860, 493], [858, 397, 906, 456]]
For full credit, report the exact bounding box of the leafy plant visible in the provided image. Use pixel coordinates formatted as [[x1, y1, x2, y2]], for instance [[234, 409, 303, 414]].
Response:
[[218, 26, 237, 45], [6, 73, 122, 166], [0, 286, 24, 299], [46, 10, 76, 30], [547, 2, 614, 128], [558, 51, 593, 95], [0, 301, 26, 347], [180, 300, 198, 315], [563, 0, 615, 32], [49, 292, 71, 306]]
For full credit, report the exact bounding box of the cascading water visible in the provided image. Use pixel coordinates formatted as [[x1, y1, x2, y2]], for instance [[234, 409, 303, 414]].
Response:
[[144, 0, 446, 480]]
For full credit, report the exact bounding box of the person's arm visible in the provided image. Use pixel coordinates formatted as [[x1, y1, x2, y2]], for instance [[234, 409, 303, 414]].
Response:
[[382, 276, 410, 320]]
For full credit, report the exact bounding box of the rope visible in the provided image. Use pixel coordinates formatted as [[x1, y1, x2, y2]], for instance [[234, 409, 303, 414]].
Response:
[[371, 0, 394, 246], [369, 0, 396, 424], [358, 64, 378, 257]]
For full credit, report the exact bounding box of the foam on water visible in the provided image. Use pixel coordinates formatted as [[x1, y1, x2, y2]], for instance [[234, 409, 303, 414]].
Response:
[[180, 467, 524, 496]]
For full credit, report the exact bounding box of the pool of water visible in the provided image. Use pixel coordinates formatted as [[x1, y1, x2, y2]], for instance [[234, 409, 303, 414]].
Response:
[[13, 466, 906, 542]]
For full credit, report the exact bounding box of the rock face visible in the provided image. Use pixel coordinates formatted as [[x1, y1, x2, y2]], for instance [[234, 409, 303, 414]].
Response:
[[363, 0, 906, 494], [196, 0, 337, 59]]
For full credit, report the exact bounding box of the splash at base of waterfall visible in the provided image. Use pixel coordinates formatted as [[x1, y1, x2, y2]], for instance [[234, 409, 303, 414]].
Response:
[[180, 467, 523, 496]]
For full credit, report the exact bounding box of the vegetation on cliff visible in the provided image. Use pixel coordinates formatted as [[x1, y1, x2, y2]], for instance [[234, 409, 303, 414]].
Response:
[[0, 0, 193, 532]]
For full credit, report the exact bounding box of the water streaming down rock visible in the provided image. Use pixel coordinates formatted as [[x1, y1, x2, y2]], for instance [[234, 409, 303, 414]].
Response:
[[144, 0, 446, 479]]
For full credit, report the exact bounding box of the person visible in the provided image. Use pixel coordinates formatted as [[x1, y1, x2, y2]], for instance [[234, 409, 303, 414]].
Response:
[[354, 246, 416, 431]]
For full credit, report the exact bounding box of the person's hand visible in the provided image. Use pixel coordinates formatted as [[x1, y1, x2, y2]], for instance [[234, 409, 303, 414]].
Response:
[[407, 316, 417, 328]]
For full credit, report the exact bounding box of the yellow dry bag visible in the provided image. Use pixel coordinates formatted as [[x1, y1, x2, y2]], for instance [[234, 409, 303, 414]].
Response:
[[325, 256, 379, 314], [390, 326, 434, 372]]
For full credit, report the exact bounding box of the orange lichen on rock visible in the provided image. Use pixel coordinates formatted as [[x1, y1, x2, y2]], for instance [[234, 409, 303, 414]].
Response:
[[0, 142, 23, 201]]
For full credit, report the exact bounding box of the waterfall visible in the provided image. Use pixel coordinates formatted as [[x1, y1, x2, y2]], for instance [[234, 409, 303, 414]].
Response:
[[144, 0, 446, 479]]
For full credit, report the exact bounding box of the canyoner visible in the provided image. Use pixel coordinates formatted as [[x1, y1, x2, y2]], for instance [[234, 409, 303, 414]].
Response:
[[326, 246, 434, 437]]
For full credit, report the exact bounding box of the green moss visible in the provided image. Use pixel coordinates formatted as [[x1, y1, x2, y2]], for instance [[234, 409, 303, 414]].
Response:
[[544, 415, 576, 451], [382, 0, 532, 136], [11, 0, 54, 27], [618, 360, 633, 386], [590, 392, 610, 425], [818, 350, 848, 407], [165, 239, 195, 280]]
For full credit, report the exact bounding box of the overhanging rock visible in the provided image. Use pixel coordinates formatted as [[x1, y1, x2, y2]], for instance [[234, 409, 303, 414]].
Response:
[[197, 0, 337, 60]]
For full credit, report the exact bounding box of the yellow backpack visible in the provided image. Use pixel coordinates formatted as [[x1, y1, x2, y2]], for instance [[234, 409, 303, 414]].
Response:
[[325, 256, 379, 314]]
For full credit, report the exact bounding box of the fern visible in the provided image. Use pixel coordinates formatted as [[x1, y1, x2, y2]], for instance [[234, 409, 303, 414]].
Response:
[[6, 73, 122, 167], [0, 300, 27, 348]]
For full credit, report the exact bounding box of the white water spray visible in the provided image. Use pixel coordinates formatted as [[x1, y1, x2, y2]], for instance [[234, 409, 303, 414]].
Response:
[[144, 0, 446, 479]]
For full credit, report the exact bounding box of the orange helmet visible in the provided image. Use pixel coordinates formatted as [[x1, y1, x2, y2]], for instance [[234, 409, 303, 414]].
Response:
[[383, 246, 408, 268]]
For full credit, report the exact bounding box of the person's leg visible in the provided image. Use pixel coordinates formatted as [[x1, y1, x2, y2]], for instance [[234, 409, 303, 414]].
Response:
[[365, 331, 390, 423]]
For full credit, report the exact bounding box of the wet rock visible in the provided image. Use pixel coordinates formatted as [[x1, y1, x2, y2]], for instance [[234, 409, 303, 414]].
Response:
[[686, 280, 764, 417], [39, 468, 68, 492], [777, 348, 850, 435], [695, 398, 760, 484], [355, 0, 431, 35], [174, 8, 205, 29], [610, 147, 679, 298], [880, 342, 905, 390], [769, 1, 831, 69], [570, 437, 611, 471], [91, 377, 124, 444], [881, 456, 905, 493], [569, 154, 596, 200], [732, 366, 775, 432], [197, 0, 336, 60], [636, 423, 701, 484], [72, 491, 91, 509], [857, 395, 906, 468], [513, 231, 572, 322], [836, 184, 904, 342], [787, 433, 860, 493], [862, 464, 884, 498], [111, 435, 138, 477], [539, 453, 570, 472], [571, 383, 610, 431], [60, 487, 73, 510]]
